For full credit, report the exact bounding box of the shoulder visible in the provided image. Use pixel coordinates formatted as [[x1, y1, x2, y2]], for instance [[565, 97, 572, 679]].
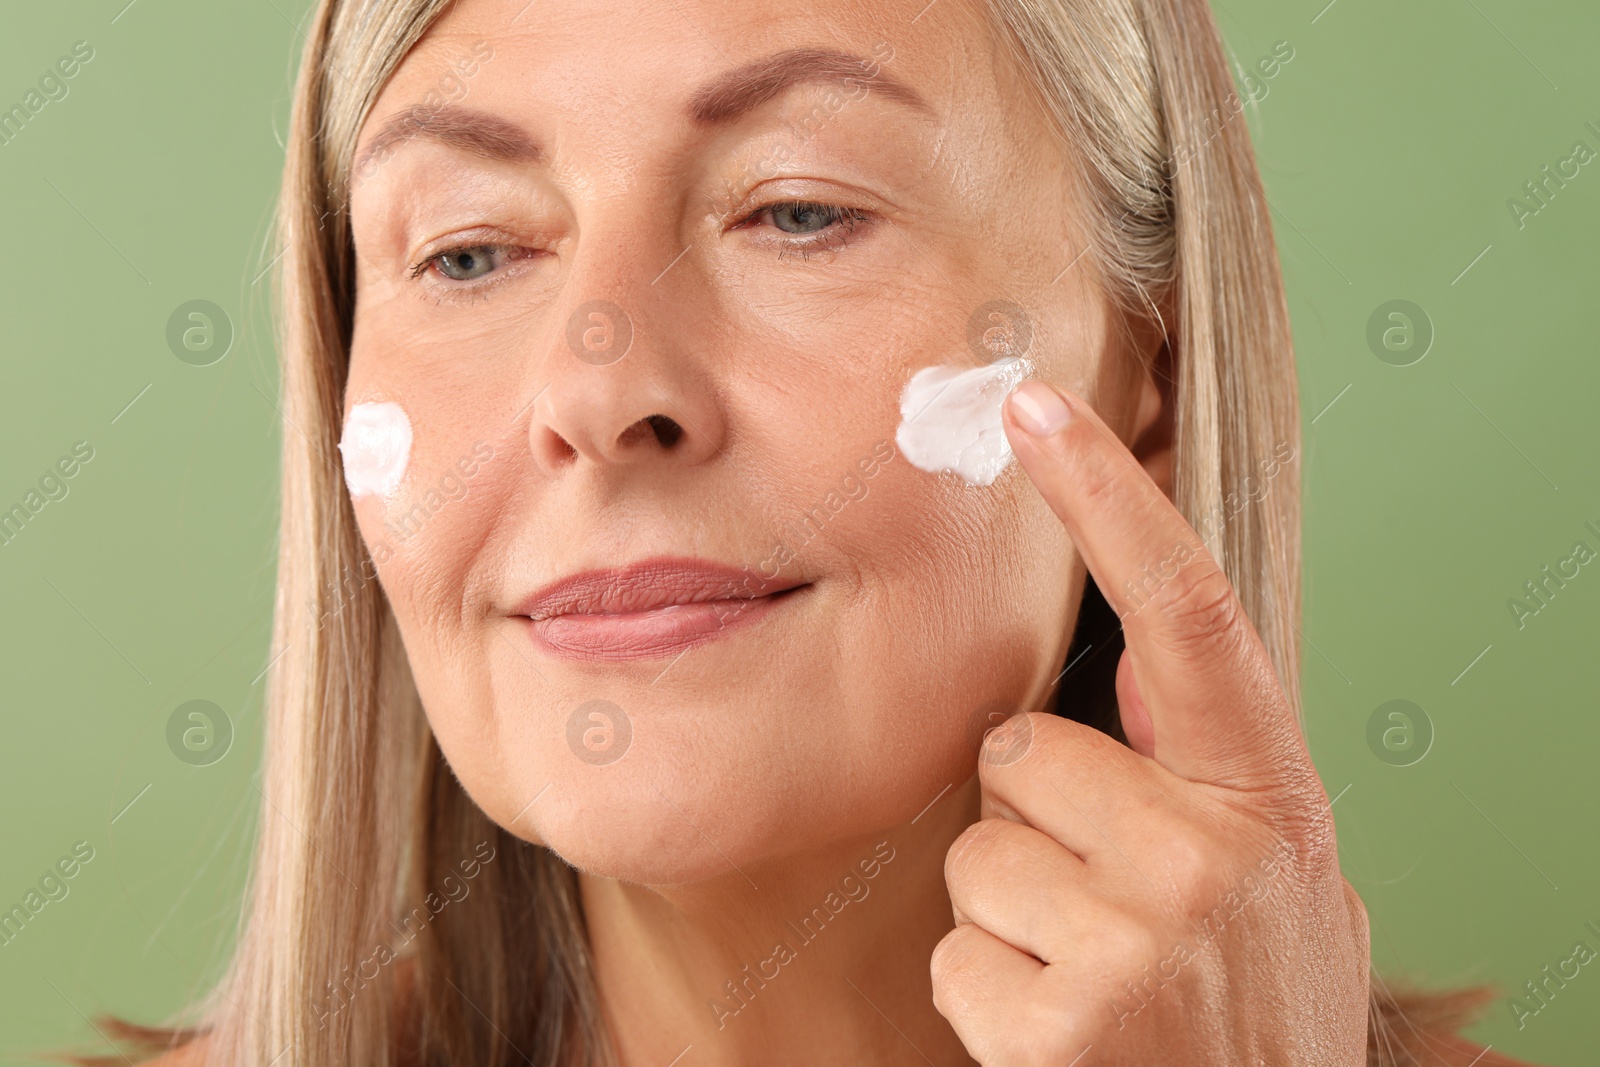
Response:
[[137, 1035, 209, 1066], [1369, 985, 1542, 1066], [74, 1021, 211, 1067], [131, 956, 419, 1066], [1403, 1032, 1540, 1066]]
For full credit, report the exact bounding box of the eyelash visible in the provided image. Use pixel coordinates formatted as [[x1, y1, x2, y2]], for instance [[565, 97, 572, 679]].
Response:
[[407, 245, 530, 283], [406, 198, 872, 289], [735, 199, 873, 260]]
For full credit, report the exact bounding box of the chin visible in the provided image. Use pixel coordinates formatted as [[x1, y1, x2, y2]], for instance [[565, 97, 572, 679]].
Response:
[[436, 647, 1021, 883], [523, 763, 800, 886], [517, 730, 969, 888]]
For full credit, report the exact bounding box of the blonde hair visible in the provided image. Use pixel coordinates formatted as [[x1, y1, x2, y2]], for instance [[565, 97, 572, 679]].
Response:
[[88, 0, 1490, 1063]]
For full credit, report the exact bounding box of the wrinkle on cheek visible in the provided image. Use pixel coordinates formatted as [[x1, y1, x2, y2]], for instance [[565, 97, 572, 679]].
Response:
[[380, 549, 481, 708]]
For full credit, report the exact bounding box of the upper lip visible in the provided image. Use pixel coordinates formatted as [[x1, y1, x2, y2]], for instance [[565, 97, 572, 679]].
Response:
[[514, 556, 806, 622]]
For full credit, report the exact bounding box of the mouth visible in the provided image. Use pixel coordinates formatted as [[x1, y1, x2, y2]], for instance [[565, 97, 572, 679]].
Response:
[[513, 556, 810, 662]]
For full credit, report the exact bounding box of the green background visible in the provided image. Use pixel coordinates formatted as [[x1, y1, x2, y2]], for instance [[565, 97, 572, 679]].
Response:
[[1, 0, 1595, 1063]]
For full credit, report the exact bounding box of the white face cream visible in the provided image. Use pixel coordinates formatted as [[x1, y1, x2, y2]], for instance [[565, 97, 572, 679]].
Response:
[[339, 401, 412, 499], [895, 357, 1033, 486]]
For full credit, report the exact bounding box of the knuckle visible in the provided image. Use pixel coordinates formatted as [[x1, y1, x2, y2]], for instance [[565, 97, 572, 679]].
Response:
[[929, 925, 985, 1010], [979, 712, 1087, 779], [945, 818, 1007, 889], [1283, 798, 1341, 885], [1343, 880, 1372, 954], [1153, 561, 1245, 654], [1073, 448, 1132, 511], [1260, 774, 1341, 884], [947, 821, 1066, 918], [976, 711, 1043, 774], [1092, 910, 1166, 976], [1010, 997, 1088, 1065], [989, 713, 1037, 773], [1153, 822, 1219, 906], [1343, 877, 1369, 929]]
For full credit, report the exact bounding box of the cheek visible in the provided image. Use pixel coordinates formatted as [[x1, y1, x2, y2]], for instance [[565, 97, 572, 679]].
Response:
[[894, 356, 1033, 486], [363, 476, 534, 845], [853, 436, 1075, 647], [785, 407, 1080, 738], [339, 401, 413, 498], [340, 394, 508, 740]]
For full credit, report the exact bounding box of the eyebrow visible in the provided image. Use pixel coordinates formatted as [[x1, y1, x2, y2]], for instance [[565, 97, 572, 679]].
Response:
[[351, 47, 931, 177], [687, 47, 933, 124], [353, 104, 541, 176]]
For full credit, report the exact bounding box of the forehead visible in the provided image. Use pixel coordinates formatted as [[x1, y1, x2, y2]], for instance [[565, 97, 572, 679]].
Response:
[[363, 0, 1019, 148]]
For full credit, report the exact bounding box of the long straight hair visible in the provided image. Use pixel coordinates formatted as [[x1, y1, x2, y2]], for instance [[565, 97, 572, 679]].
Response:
[[89, 0, 1491, 1063]]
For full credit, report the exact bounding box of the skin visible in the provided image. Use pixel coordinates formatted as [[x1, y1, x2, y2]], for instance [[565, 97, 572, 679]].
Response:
[[155, 0, 1529, 1064]]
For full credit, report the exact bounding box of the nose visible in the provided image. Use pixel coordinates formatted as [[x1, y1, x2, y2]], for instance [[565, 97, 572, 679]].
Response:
[[528, 259, 726, 474]]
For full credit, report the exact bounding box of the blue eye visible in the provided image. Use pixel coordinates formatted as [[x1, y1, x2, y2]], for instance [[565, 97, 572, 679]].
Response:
[[430, 246, 498, 281], [768, 200, 846, 235]]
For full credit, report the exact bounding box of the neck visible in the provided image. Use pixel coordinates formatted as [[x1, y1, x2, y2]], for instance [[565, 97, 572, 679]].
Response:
[[580, 776, 981, 1067]]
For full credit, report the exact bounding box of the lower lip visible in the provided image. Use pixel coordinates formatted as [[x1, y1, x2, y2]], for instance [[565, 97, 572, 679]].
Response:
[[524, 586, 805, 662]]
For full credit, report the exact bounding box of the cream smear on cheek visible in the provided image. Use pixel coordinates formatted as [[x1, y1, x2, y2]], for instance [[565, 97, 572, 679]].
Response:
[[894, 358, 1033, 487], [339, 400, 413, 499]]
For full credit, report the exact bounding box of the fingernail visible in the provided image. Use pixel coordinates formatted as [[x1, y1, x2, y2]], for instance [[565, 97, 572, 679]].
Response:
[[1009, 381, 1072, 436]]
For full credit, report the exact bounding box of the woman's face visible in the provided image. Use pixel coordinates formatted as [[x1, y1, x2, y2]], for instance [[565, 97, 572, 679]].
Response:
[[345, 0, 1147, 884]]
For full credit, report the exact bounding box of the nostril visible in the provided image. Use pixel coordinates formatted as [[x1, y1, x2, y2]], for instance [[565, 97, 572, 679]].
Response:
[[646, 414, 683, 448]]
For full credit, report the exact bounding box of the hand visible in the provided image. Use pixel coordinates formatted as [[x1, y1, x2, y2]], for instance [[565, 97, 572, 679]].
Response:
[[930, 380, 1370, 1066]]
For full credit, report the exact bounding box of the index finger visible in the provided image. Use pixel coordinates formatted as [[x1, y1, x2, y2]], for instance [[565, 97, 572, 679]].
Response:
[[1001, 378, 1306, 790]]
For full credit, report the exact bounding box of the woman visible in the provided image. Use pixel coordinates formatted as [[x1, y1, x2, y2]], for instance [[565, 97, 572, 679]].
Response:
[[99, 0, 1534, 1062]]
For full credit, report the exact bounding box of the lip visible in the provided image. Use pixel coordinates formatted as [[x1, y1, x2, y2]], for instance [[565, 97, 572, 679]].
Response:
[[514, 556, 808, 661]]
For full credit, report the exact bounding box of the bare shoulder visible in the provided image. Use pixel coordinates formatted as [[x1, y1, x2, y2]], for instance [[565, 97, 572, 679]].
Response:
[[1411, 1032, 1542, 1066], [1370, 986, 1544, 1067], [136, 1033, 210, 1066], [127, 955, 418, 1066]]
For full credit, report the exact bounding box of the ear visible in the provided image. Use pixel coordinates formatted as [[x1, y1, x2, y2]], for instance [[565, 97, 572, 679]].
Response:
[[1129, 336, 1175, 500]]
